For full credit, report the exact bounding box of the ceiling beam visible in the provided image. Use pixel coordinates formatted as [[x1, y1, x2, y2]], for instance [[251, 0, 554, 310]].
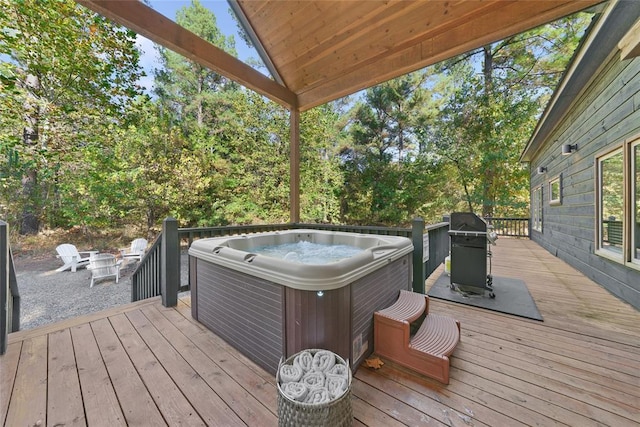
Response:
[[76, 0, 298, 109], [619, 17, 640, 60]]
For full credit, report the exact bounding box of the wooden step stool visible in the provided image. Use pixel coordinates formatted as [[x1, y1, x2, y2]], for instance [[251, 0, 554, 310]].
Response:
[[374, 290, 460, 384]]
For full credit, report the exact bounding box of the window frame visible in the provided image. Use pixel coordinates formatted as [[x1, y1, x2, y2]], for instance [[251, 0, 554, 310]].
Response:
[[532, 184, 543, 232], [594, 133, 640, 271], [631, 139, 640, 266], [595, 149, 626, 263], [549, 175, 562, 206]]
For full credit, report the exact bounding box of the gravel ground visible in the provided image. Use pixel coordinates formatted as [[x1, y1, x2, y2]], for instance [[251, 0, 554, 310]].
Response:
[[14, 252, 189, 330]]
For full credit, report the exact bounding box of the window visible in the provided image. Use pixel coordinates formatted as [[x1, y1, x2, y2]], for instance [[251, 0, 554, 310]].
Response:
[[532, 185, 543, 232], [595, 135, 640, 268], [549, 175, 562, 205], [633, 141, 640, 264], [597, 149, 624, 259]]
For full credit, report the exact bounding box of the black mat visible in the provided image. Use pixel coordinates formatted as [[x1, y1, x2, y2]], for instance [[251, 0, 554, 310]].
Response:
[[428, 272, 543, 321]]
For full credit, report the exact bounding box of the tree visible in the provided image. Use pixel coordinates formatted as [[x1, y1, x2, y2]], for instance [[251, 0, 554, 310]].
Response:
[[0, 0, 142, 233], [340, 73, 430, 224], [426, 13, 591, 217], [431, 74, 535, 216], [300, 103, 346, 223], [109, 97, 230, 230], [218, 91, 291, 224], [154, 0, 237, 135]]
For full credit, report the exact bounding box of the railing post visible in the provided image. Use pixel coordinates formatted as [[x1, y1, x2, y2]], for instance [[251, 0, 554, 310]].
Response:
[[1, 221, 8, 355], [411, 217, 425, 294], [162, 217, 179, 307]]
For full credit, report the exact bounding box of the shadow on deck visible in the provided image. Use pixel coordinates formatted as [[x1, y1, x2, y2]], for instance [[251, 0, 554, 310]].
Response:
[[1, 239, 639, 426]]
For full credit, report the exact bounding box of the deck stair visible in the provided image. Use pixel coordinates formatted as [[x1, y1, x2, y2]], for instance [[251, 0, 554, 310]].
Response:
[[374, 290, 460, 384]]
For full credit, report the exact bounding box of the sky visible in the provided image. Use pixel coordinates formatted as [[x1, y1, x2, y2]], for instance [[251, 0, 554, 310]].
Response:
[[136, 0, 262, 92]]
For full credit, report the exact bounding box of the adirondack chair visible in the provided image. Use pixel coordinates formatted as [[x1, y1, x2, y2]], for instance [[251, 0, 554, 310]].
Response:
[[120, 238, 148, 262], [87, 253, 122, 288], [55, 244, 97, 273]]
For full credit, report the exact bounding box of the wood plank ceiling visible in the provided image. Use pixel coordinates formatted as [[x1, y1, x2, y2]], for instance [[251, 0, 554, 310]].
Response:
[[79, 0, 604, 112]]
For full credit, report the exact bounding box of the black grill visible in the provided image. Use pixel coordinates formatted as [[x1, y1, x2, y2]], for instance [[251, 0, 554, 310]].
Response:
[[448, 212, 496, 297]]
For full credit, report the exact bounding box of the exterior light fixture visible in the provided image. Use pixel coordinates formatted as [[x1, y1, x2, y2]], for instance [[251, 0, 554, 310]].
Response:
[[317, 291, 324, 297], [537, 166, 547, 174], [562, 143, 577, 155]]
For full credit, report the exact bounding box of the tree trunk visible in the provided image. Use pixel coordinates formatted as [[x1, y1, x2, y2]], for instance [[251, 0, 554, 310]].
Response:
[[482, 169, 494, 218], [197, 73, 203, 127], [20, 74, 40, 235], [483, 46, 493, 94], [20, 170, 39, 234], [481, 45, 495, 218]]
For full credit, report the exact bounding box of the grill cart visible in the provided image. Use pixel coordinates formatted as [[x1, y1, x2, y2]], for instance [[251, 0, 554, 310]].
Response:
[[448, 212, 498, 298]]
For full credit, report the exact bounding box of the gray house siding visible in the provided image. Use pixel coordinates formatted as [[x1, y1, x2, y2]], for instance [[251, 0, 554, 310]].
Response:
[[530, 52, 640, 310]]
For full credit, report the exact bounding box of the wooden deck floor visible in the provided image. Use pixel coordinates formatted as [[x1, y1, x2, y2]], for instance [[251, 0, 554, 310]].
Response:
[[2, 239, 639, 426]]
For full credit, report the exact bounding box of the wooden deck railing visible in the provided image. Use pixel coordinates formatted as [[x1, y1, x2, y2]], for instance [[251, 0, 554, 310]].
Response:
[[131, 234, 162, 302], [602, 219, 623, 246], [2, 215, 523, 352], [483, 217, 530, 237], [1, 220, 20, 355], [131, 218, 451, 305], [179, 223, 294, 248]]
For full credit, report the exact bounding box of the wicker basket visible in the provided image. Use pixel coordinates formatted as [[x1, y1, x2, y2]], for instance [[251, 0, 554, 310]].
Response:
[[276, 349, 353, 427]]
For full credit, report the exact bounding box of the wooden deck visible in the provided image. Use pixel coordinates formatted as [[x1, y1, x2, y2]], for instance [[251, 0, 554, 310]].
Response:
[[2, 239, 639, 426]]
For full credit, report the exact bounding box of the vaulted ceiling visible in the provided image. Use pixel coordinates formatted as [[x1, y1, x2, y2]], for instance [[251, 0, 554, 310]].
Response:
[[78, 0, 604, 111]]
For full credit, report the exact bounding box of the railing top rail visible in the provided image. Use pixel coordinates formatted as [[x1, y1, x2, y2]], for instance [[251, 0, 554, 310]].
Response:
[[9, 247, 18, 296], [425, 222, 449, 232], [178, 223, 291, 234], [293, 222, 412, 232], [177, 222, 415, 238], [177, 222, 413, 233]]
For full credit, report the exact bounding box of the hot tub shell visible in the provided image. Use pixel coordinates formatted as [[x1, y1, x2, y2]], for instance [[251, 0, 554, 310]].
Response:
[[188, 229, 413, 374]]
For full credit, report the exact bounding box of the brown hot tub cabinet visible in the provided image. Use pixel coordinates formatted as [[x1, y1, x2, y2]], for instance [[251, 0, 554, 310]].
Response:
[[188, 229, 413, 374]]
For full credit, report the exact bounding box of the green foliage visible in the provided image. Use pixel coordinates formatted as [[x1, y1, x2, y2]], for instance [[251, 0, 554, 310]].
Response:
[[154, 0, 237, 133], [430, 73, 535, 216], [218, 91, 291, 224], [340, 73, 432, 225], [0, 0, 592, 234], [300, 104, 344, 223], [0, 0, 142, 233], [422, 14, 590, 217]]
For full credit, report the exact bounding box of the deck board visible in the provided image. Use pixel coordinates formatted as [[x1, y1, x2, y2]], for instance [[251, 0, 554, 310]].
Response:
[[5, 335, 48, 426], [91, 317, 167, 426], [0, 342, 20, 427], [70, 323, 126, 427], [2, 239, 639, 426], [135, 305, 269, 426], [47, 329, 85, 427], [109, 313, 207, 426]]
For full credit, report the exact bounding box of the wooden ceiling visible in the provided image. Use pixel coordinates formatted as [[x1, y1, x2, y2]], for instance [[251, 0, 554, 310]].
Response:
[[79, 0, 604, 111]]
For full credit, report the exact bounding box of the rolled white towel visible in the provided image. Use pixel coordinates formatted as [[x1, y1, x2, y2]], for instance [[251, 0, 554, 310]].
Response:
[[327, 363, 349, 378], [294, 350, 313, 372], [311, 350, 336, 372], [279, 364, 303, 383], [281, 381, 309, 402], [301, 371, 325, 389], [326, 374, 348, 399], [304, 387, 331, 404]]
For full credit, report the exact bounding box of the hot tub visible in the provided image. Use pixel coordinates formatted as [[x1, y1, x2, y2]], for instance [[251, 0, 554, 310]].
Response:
[[188, 229, 413, 374]]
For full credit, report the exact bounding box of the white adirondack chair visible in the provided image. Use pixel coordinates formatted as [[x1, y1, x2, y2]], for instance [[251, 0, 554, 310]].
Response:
[[87, 253, 122, 288], [120, 238, 148, 262], [55, 244, 96, 273]]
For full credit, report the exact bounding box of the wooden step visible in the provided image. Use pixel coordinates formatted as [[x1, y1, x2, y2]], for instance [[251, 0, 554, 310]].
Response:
[[375, 290, 426, 323], [374, 290, 460, 384], [410, 313, 460, 358]]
